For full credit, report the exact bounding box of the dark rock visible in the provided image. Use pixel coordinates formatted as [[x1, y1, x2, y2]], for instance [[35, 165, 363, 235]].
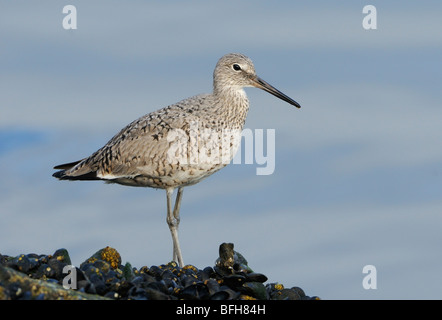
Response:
[[210, 287, 240, 300], [109, 280, 133, 297], [80, 246, 121, 270], [291, 286, 306, 298], [52, 248, 72, 265], [7, 254, 38, 273], [0, 264, 109, 300], [245, 272, 268, 283], [222, 274, 247, 289], [205, 278, 220, 296], [47, 257, 67, 280], [0, 244, 318, 300], [34, 264, 56, 279], [271, 288, 302, 300], [145, 287, 173, 300], [241, 281, 268, 300], [179, 283, 209, 300]]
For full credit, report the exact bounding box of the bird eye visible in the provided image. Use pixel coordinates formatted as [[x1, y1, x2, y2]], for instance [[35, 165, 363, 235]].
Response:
[[232, 64, 241, 71]]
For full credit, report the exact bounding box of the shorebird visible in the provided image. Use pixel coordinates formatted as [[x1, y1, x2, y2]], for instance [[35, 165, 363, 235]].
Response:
[[53, 53, 301, 267]]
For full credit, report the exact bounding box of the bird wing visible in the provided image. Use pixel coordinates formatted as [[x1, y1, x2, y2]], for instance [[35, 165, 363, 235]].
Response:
[[54, 94, 212, 181]]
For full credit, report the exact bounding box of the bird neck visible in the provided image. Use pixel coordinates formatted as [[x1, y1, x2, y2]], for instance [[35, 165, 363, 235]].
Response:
[[213, 86, 250, 129]]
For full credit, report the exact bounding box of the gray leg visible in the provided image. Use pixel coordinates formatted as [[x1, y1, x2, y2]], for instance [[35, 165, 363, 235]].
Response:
[[173, 187, 184, 223], [166, 187, 184, 267]]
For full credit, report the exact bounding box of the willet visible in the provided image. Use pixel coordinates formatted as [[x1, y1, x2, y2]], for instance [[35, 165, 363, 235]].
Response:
[[53, 53, 301, 267]]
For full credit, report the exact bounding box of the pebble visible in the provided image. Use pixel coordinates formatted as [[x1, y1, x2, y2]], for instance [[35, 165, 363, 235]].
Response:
[[0, 243, 319, 300]]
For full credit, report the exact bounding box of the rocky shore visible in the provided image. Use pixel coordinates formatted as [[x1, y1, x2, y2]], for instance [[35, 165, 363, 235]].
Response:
[[0, 243, 318, 300]]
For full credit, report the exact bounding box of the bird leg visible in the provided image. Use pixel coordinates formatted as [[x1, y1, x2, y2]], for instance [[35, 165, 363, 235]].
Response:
[[166, 187, 184, 267], [172, 187, 184, 263]]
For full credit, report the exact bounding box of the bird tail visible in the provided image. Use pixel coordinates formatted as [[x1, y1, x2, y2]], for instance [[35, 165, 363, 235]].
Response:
[[52, 160, 100, 181]]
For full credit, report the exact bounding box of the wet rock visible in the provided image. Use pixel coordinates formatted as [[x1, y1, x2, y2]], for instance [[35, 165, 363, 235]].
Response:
[[0, 264, 109, 300], [0, 243, 318, 300], [52, 248, 72, 265], [291, 286, 306, 298], [179, 283, 209, 300], [222, 274, 247, 289], [109, 279, 133, 297], [245, 272, 268, 283], [6, 254, 38, 274], [47, 258, 67, 280], [34, 264, 56, 279], [271, 288, 302, 300], [210, 287, 240, 300], [241, 281, 268, 300], [80, 246, 121, 270]]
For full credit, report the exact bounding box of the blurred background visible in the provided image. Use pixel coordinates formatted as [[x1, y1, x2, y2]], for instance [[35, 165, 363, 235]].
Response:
[[1, 0, 441, 299]]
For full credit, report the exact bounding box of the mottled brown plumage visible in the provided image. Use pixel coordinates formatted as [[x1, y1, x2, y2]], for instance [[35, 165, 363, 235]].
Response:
[[53, 53, 301, 267]]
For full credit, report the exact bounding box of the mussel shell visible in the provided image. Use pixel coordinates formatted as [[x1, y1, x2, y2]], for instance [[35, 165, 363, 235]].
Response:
[[240, 282, 268, 300], [222, 274, 247, 289], [179, 283, 210, 300], [210, 288, 240, 300]]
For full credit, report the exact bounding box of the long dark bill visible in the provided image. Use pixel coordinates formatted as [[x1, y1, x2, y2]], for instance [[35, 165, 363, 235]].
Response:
[[253, 76, 301, 108]]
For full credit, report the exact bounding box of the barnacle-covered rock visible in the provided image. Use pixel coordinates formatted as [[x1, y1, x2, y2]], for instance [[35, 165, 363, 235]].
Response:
[[80, 246, 121, 269], [0, 264, 109, 300], [0, 243, 318, 300]]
